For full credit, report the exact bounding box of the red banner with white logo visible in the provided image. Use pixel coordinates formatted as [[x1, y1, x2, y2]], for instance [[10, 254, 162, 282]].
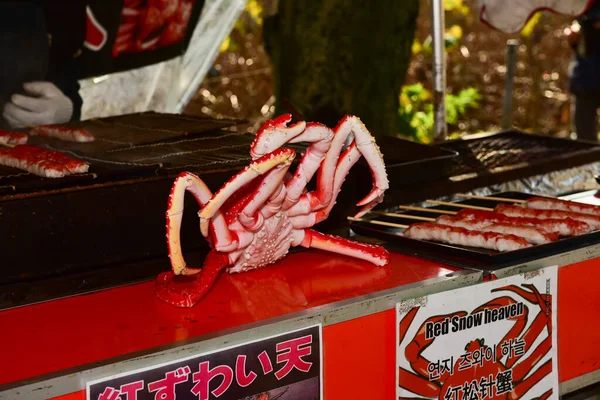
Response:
[[79, 0, 204, 78]]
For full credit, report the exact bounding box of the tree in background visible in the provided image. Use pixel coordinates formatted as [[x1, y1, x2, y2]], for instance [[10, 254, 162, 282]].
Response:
[[263, 0, 420, 138], [188, 0, 576, 141]]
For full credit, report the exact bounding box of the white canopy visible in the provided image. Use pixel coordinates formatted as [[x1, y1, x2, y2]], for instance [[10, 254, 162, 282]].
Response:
[[80, 0, 247, 120], [478, 0, 591, 33]]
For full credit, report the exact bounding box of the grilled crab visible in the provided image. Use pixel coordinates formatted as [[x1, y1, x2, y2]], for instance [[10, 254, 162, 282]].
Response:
[[155, 114, 390, 307]]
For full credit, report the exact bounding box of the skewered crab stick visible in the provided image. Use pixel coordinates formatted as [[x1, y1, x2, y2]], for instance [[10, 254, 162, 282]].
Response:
[[403, 222, 531, 252], [456, 209, 591, 236], [436, 215, 558, 245], [495, 204, 600, 230], [526, 196, 600, 216]]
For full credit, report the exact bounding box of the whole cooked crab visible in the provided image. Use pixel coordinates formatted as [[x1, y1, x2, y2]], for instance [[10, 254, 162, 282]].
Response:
[[155, 114, 390, 307]]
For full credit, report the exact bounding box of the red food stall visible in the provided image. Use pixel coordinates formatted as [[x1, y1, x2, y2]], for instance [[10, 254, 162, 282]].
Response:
[[0, 242, 599, 399]]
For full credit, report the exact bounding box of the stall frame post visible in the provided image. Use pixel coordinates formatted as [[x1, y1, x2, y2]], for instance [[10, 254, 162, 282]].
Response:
[[502, 39, 519, 129], [431, 0, 448, 141]]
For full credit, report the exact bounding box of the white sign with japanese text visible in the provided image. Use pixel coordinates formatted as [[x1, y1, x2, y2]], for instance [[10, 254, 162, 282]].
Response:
[[397, 267, 558, 400]]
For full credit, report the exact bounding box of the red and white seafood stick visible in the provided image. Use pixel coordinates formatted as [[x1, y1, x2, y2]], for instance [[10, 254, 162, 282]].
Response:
[[403, 222, 531, 252], [37, 148, 89, 174], [0, 145, 88, 178], [0, 130, 27, 145], [496, 203, 600, 230], [526, 196, 600, 216], [436, 215, 558, 245], [30, 125, 95, 143], [456, 209, 591, 236]]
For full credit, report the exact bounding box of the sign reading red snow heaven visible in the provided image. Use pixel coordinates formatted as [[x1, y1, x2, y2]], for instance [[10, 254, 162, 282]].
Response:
[[397, 266, 558, 400], [87, 325, 322, 400]]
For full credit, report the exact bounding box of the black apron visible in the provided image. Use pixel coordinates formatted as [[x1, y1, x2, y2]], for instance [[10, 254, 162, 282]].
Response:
[[0, 0, 49, 129]]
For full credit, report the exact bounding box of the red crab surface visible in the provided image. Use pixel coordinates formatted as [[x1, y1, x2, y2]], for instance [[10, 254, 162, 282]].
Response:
[[155, 114, 390, 307]]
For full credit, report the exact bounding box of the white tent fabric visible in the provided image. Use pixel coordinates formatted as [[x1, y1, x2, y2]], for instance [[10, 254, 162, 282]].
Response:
[[79, 0, 246, 120], [478, 0, 591, 33]]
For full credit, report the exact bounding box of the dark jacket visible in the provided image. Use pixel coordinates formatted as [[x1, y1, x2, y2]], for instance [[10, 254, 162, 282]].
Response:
[[569, 0, 600, 94], [0, 0, 86, 128]]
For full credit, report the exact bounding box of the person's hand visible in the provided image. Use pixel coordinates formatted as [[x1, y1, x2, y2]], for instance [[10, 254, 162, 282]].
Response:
[[2, 82, 73, 128]]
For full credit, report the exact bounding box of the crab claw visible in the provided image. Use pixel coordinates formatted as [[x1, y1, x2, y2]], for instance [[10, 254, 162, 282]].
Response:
[[354, 193, 385, 218], [199, 148, 296, 237], [250, 114, 307, 160], [334, 116, 389, 208], [312, 116, 389, 223]]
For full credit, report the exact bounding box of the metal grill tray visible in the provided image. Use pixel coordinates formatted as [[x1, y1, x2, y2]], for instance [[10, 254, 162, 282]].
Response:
[[28, 111, 245, 154], [437, 130, 600, 179], [0, 112, 246, 194], [349, 191, 600, 270], [356, 135, 459, 185]]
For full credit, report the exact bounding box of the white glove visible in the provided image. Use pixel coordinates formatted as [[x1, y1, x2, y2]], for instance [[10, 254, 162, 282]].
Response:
[[3, 81, 74, 128]]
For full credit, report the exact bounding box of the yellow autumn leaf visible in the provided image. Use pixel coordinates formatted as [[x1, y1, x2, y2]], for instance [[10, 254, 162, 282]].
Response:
[[219, 36, 231, 53], [246, 0, 263, 24], [400, 92, 410, 106], [444, 0, 463, 11], [412, 39, 422, 55], [419, 89, 431, 102], [446, 25, 463, 40], [521, 11, 542, 37]]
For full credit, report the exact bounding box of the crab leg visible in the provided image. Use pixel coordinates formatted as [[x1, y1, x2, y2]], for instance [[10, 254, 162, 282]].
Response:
[[492, 284, 552, 368], [399, 307, 420, 344], [398, 367, 441, 398], [166, 172, 234, 275], [250, 115, 335, 211], [238, 162, 292, 230], [334, 116, 388, 206], [290, 138, 384, 225], [293, 229, 390, 266], [287, 116, 389, 219], [286, 142, 359, 221], [511, 359, 552, 399], [318, 143, 363, 221], [512, 334, 552, 382], [532, 389, 553, 400], [282, 123, 334, 210], [250, 114, 306, 160], [318, 116, 389, 208], [492, 284, 548, 310], [261, 183, 287, 220], [198, 148, 296, 237], [399, 311, 468, 382]]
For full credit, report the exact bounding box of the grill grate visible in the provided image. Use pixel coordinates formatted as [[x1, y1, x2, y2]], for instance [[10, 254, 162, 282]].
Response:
[[0, 128, 308, 195], [0, 113, 252, 194], [438, 130, 600, 178]]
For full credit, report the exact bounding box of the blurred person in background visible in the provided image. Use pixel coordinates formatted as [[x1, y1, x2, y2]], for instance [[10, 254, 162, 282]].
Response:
[[0, 1, 86, 130], [567, 0, 600, 142]]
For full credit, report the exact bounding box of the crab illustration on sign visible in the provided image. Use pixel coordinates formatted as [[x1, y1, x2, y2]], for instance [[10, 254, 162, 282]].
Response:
[[156, 114, 390, 307], [398, 282, 556, 400]]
